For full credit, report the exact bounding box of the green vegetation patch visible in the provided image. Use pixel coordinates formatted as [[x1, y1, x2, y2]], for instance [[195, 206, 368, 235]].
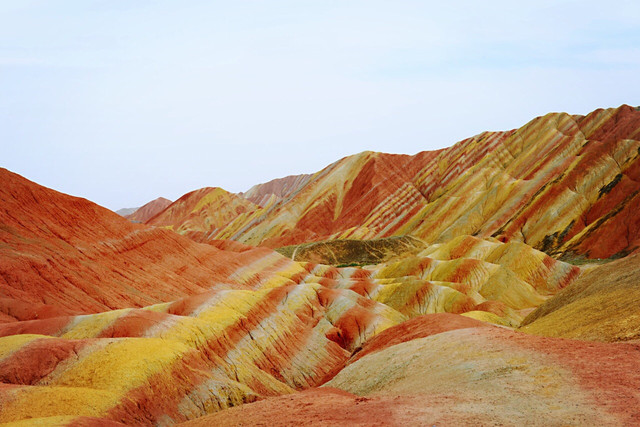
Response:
[[276, 235, 427, 266]]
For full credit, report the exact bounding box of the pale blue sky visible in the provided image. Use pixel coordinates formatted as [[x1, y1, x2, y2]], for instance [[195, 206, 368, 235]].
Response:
[[2, 1, 639, 210]]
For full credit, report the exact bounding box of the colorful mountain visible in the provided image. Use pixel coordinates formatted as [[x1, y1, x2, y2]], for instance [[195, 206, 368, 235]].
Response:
[[1, 105, 640, 426], [0, 166, 588, 424], [145, 187, 263, 241], [149, 105, 640, 261]]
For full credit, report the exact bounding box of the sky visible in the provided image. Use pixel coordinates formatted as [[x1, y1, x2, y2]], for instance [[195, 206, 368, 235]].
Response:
[[1, 1, 639, 210]]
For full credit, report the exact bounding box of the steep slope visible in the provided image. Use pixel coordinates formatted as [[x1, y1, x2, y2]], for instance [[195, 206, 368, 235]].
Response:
[[0, 168, 283, 319], [240, 173, 312, 207], [520, 253, 640, 341], [155, 105, 640, 260], [125, 197, 172, 223], [407, 104, 640, 259]]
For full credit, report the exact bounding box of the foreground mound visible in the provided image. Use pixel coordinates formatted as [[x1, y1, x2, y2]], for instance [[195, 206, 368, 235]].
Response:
[[325, 315, 640, 426], [520, 253, 640, 341], [179, 313, 640, 426], [179, 388, 416, 427]]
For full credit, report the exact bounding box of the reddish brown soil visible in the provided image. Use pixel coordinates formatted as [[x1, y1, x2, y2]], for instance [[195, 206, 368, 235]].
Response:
[[0, 315, 72, 337], [0, 298, 73, 323], [69, 418, 129, 427], [0, 168, 281, 316], [179, 388, 397, 427], [496, 328, 640, 425]]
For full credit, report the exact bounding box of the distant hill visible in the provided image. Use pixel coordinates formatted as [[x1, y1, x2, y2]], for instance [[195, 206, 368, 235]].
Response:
[[125, 196, 172, 223], [240, 173, 312, 207], [115, 206, 138, 216]]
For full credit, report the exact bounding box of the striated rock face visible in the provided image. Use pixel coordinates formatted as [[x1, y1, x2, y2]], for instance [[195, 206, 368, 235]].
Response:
[[0, 168, 281, 318], [152, 150, 441, 248], [125, 197, 172, 223], [2, 105, 640, 426], [148, 105, 640, 260], [0, 167, 594, 425], [181, 313, 640, 426], [322, 313, 640, 426], [146, 187, 261, 236]]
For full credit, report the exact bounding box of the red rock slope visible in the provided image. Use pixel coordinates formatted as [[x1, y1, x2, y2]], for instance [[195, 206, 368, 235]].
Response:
[[125, 197, 172, 223], [0, 168, 279, 319]]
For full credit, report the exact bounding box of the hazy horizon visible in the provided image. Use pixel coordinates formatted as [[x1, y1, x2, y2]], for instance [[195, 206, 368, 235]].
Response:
[[2, 1, 639, 210]]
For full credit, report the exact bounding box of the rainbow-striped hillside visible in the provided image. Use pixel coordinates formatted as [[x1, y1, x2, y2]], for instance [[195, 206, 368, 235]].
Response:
[[1, 105, 639, 425]]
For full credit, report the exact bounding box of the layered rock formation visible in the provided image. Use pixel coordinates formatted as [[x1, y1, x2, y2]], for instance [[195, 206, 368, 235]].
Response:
[[182, 313, 640, 426], [0, 167, 589, 424], [146, 187, 263, 240], [0, 168, 279, 319], [2, 105, 640, 426], [149, 105, 640, 260]]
